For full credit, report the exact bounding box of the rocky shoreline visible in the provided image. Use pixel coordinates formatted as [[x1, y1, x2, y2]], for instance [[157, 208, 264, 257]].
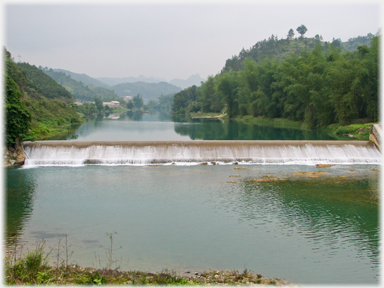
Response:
[[4, 140, 25, 167]]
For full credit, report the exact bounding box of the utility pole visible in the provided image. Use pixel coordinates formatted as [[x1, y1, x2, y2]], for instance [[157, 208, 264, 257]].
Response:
[[17, 54, 22, 62]]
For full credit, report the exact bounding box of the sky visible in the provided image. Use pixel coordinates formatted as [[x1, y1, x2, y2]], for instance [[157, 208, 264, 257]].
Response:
[[3, 0, 382, 82]]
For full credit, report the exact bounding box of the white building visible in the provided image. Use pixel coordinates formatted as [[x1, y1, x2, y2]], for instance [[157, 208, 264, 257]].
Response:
[[122, 96, 133, 102], [102, 100, 120, 107]]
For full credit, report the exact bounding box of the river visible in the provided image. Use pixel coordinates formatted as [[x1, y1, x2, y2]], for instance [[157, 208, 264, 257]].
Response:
[[5, 112, 380, 285]]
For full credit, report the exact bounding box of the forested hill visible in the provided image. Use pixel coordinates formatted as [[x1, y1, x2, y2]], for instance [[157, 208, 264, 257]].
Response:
[[4, 48, 83, 147], [44, 68, 182, 101], [43, 68, 119, 102], [112, 81, 182, 100], [172, 30, 379, 130], [17, 63, 74, 103], [53, 68, 111, 89], [223, 31, 375, 72]]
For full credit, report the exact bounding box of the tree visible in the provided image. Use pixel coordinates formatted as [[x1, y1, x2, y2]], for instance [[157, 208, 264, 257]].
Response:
[[296, 25, 308, 38], [287, 29, 295, 40], [126, 100, 134, 110], [5, 75, 32, 146], [331, 38, 342, 48], [94, 96, 104, 113], [133, 94, 144, 109]]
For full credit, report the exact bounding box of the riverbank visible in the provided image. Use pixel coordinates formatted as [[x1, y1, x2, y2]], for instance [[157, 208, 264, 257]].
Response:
[[5, 264, 293, 286], [4, 245, 293, 286], [190, 113, 377, 141]]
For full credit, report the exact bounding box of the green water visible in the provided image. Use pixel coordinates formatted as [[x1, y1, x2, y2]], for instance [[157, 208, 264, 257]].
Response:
[[6, 164, 380, 284], [65, 112, 337, 141]]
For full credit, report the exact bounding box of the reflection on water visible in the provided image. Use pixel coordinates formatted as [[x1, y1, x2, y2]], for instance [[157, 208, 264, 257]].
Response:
[[174, 118, 337, 140], [6, 165, 380, 284], [64, 112, 338, 141], [5, 168, 37, 245]]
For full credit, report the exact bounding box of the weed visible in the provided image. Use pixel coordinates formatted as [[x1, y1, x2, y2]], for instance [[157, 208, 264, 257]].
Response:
[[100, 232, 122, 270]]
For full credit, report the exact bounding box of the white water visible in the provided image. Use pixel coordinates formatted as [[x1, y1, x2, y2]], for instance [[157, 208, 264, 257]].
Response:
[[23, 141, 381, 167]]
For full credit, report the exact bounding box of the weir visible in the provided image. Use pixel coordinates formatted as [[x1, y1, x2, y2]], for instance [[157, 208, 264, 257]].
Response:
[[23, 140, 381, 167]]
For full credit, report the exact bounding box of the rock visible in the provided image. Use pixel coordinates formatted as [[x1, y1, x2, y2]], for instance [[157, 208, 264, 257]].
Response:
[[262, 174, 274, 178], [291, 171, 330, 176], [234, 167, 247, 170], [226, 181, 236, 183], [371, 168, 380, 172], [250, 178, 281, 182], [316, 164, 334, 168], [229, 174, 240, 177], [4, 141, 26, 167]]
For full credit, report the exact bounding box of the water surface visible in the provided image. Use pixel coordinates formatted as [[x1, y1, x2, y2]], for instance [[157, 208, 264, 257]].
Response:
[[6, 164, 380, 285], [66, 112, 337, 141]]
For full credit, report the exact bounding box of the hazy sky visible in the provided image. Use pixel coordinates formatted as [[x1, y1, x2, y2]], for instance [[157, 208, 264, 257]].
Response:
[[3, 0, 381, 81]]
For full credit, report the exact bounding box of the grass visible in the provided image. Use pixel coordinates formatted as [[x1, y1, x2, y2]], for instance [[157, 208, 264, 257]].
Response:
[[5, 236, 292, 286], [325, 123, 375, 140]]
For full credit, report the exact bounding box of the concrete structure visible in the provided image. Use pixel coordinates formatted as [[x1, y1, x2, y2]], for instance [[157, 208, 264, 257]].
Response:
[[370, 124, 382, 152]]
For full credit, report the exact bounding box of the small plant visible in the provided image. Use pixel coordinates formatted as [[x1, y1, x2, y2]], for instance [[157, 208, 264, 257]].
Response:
[[5, 240, 51, 284], [100, 232, 122, 270], [53, 234, 74, 268]]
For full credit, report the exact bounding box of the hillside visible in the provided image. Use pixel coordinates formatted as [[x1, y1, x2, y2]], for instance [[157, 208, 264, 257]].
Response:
[[222, 32, 375, 72], [53, 69, 111, 89], [5, 49, 83, 147], [172, 31, 379, 130], [112, 81, 181, 100], [43, 68, 119, 102], [17, 63, 74, 103], [97, 75, 167, 86]]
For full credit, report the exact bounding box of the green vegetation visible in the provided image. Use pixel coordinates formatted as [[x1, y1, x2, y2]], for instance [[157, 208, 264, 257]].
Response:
[[5, 239, 290, 286], [52, 68, 111, 89], [43, 68, 119, 102], [172, 29, 379, 132], [326, 123, 373, 140], [4, 75, 32, 146], [4, 48, 84, 145], [17, 63, 73, 103]]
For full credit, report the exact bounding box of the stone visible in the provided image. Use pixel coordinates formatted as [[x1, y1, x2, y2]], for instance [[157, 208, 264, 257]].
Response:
[[291, 171, 330, 176], [316, 164, 334, 168]]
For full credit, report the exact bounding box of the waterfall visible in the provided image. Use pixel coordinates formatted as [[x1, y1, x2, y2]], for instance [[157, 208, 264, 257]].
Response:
[[22, 140, 381, 167]]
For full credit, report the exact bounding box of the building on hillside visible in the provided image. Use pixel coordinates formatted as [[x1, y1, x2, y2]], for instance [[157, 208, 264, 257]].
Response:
[[102, 100, 120, 107], [122, 96, 133, 102]]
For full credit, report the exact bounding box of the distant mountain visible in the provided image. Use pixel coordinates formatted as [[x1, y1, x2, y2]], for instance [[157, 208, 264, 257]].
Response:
[[53, 69, 111, 89], [43, 68, 119, 102], [97, 75, 167, 86], [169, 74, 205, 89], [112, 81, 182, 100]]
